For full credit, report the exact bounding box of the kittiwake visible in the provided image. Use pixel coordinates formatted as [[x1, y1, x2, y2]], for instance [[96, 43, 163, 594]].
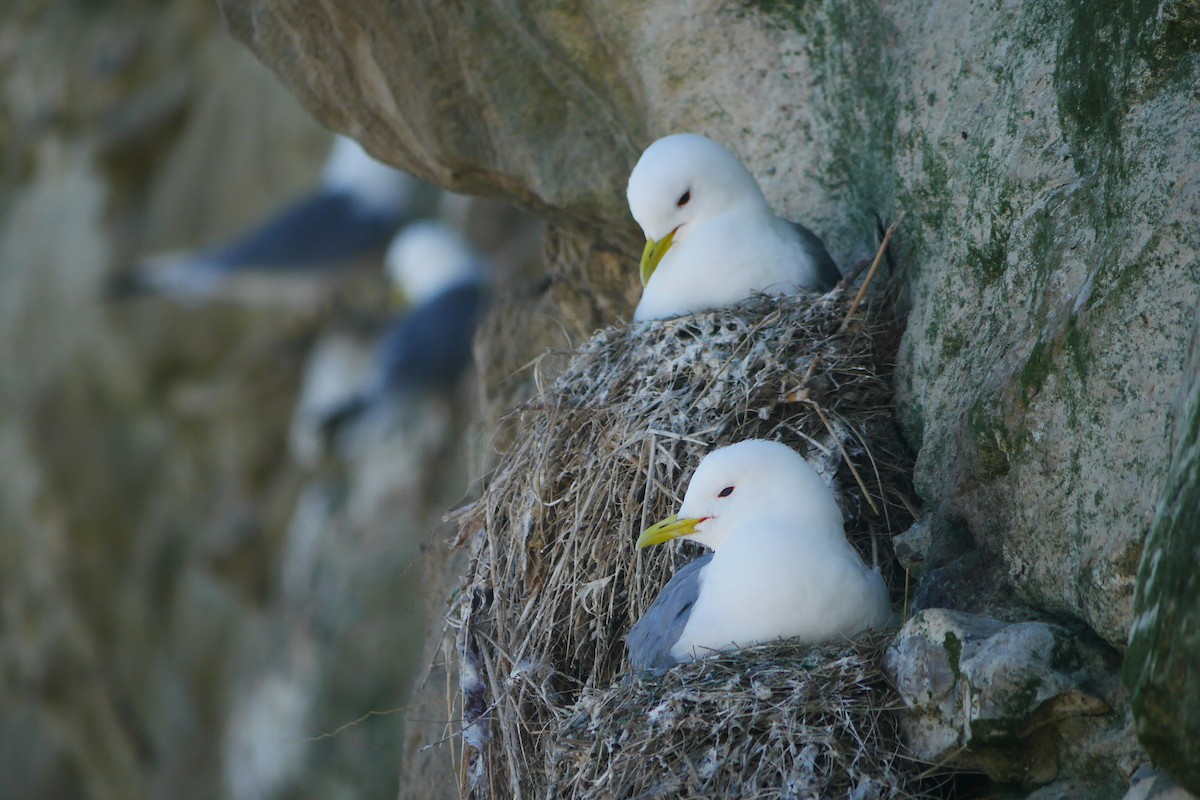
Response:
[[627, 133, 841, 321], [627, 439, 891, 671], [312, 221, 489, 447], [111, 135, 431, 301]]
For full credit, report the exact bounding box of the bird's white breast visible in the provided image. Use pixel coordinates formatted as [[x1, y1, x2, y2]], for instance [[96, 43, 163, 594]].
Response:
[[668, 521, 890, 662], [633, 209, 819, 321]]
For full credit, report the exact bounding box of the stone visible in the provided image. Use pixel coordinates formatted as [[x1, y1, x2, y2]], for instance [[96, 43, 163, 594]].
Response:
[[1122, 768, 1200, 800], [1026, 781, 1109, 800], [885, 609, 1125, 788], [892, 517, 932, 581], [0, 5, 330, 797], [890, 0, 1200, 652], [1125, 314, 1200, 795]]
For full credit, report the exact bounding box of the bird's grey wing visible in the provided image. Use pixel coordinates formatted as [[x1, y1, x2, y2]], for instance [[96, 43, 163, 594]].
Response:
[[788, 221, 842, 291], [375, 281, 488, 392], [108, 190, 408, 300], [206, 189, 406, 271], [319, 282, 488, 441], [627, 553, 713, 672]]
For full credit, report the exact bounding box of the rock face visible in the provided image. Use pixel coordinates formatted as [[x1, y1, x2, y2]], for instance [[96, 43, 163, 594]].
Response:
[[1125, 315, 1200, 795], [0, 5, 324, 797], [886, 610, 1130, 792]]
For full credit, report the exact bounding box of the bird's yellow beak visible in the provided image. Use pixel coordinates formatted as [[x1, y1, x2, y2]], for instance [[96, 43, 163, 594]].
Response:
[[639, 228, 677, 286], [636, 513, 704, 548]]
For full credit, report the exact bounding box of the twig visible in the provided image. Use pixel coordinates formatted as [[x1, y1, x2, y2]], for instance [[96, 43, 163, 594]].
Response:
[[840, 212, 905, 333], [300, 704, 414, 742], [783, 355, 822, 402], [837, 258, 874, 290], [802, 353, 821, 385], [811, 402, 880, 515]]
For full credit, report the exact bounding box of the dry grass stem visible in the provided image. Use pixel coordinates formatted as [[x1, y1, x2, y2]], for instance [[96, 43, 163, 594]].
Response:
[[841, 212, 906, 332]]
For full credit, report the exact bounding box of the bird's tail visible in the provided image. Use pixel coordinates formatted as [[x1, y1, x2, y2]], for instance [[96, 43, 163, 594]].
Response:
[[104, 254, 222, 302]]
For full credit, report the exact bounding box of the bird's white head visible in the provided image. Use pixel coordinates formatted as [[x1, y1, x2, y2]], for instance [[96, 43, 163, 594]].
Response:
[[626, 133, 769, 285], [637, 439, 843, 552], [322, 135, 419, 212], [384, 221, 485, 307]]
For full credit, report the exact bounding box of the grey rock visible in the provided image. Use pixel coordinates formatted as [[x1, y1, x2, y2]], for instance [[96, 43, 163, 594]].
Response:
[[892, 2, 1200, 653], [1125, 312, 1200, 794], [0, 7, 330, 799], [0, 3, 509, 799], [885, 609, 1118, 786], [892, 517, 932, 580], [1025, 781, 1107, 800], [1123, 768, 1200, 800]]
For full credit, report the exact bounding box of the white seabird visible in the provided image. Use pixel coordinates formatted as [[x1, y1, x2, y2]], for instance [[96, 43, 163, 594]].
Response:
[[310, 221, 489, 448], [112, 136, 431, 300], [626, 439, 891, 671], [626, 133, 841, 321]]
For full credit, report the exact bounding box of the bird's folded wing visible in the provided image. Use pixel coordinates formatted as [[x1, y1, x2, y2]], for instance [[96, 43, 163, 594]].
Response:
[[787, 220, 842, 290], [627, 553, 714, 672]]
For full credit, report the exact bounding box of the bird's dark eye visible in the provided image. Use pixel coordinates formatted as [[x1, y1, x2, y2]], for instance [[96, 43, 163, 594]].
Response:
[[676, 190, 691, 207], [717, 486, 734, 498]]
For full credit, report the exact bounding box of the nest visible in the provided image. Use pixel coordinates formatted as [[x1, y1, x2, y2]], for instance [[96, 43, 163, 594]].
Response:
[[550, 635, 911, 799], [450, 290, 929, 798]]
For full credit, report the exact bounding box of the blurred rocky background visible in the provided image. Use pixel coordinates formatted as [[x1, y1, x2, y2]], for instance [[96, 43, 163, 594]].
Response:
[[0, 1, 540, 798], [3, 0, 1198, 799]]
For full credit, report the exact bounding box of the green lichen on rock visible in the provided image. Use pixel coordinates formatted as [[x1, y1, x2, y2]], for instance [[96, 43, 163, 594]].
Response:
[[941, 330, 965, 361], [943, 630, 963, 679], [1125, 320, 1200, 796], [1003, 674, 1045, 724], [888, 611, 1123, 788], [1021, 339, 1053, 404], [965, 194, 1016, 289], [967, 395, 1022, 480], [740, 0, 814, 32], [1147, 0, 1200, 73], [1014, 317, 1091, 410], [741, 0, 901, 256], [1054, 1, 1146, 160], [1063, 315, 1091, 383]]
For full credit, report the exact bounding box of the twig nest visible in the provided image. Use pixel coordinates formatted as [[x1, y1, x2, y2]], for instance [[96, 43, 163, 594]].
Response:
[[452, 290, 923, 798], [548, 636, 912, 799]]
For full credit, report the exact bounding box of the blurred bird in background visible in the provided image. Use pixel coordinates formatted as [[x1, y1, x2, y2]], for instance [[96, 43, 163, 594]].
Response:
[[290, 220, 490, 462], [109, 135, 435, 303]]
